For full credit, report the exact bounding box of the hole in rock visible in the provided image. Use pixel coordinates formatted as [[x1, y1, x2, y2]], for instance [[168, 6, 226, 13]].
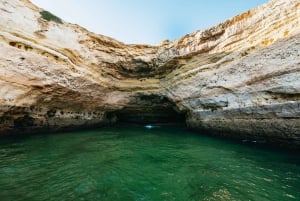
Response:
[[106, 95, 186, 125]]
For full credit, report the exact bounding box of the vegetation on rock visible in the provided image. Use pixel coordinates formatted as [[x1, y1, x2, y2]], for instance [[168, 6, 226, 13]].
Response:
[[40, 10, 62, 23]]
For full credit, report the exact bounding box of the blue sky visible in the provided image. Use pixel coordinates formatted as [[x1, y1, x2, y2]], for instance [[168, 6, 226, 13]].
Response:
[[30, 0, 268, 45]]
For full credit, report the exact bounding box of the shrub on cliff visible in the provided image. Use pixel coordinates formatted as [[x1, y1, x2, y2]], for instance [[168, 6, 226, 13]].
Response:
[[40, 10, 62, 24]]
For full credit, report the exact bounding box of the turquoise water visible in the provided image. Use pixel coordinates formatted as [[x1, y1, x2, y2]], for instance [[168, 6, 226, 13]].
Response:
[[0, 126, 299, 201]]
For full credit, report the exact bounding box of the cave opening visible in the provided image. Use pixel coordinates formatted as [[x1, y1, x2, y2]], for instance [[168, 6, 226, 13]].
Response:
[[106, 95, 186, 126]]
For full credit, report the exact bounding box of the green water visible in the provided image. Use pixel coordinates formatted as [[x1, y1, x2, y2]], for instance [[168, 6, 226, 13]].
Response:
[[0, 127, 299, 201]]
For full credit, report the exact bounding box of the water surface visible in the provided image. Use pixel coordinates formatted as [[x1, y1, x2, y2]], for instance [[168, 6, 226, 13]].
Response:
[[0, 126, 299, 201]]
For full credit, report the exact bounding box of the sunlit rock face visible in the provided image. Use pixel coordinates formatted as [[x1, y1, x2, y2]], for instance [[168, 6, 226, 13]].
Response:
[[0, 0, 299, 147]]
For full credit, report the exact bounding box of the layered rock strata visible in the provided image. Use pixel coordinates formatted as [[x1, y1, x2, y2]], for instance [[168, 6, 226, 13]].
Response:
[[0, 0, 299, 147]]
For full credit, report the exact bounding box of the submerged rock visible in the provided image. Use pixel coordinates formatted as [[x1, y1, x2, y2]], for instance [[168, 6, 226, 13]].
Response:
[[0, 0, 299, 148]]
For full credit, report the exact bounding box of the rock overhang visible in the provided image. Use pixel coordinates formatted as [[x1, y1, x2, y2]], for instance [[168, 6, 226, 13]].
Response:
[[0, 0, 300, 148]]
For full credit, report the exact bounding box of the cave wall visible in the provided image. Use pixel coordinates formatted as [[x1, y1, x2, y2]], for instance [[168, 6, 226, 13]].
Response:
[[0, 0, 300, 148]]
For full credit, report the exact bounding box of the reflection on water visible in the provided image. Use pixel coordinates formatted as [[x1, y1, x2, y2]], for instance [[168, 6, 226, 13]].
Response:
[[0, 126, 299, 201]]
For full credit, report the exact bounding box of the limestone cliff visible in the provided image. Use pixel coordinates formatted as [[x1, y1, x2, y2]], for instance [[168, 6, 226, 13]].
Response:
[[0, 0, 299, 148]]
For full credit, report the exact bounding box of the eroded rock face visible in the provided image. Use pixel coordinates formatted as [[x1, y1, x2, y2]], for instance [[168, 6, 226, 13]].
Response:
[[0, 0, 299, 148]]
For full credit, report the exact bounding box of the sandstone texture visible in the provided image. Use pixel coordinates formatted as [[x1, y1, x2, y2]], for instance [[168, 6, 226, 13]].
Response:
[[0, 0, 299, 148]]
